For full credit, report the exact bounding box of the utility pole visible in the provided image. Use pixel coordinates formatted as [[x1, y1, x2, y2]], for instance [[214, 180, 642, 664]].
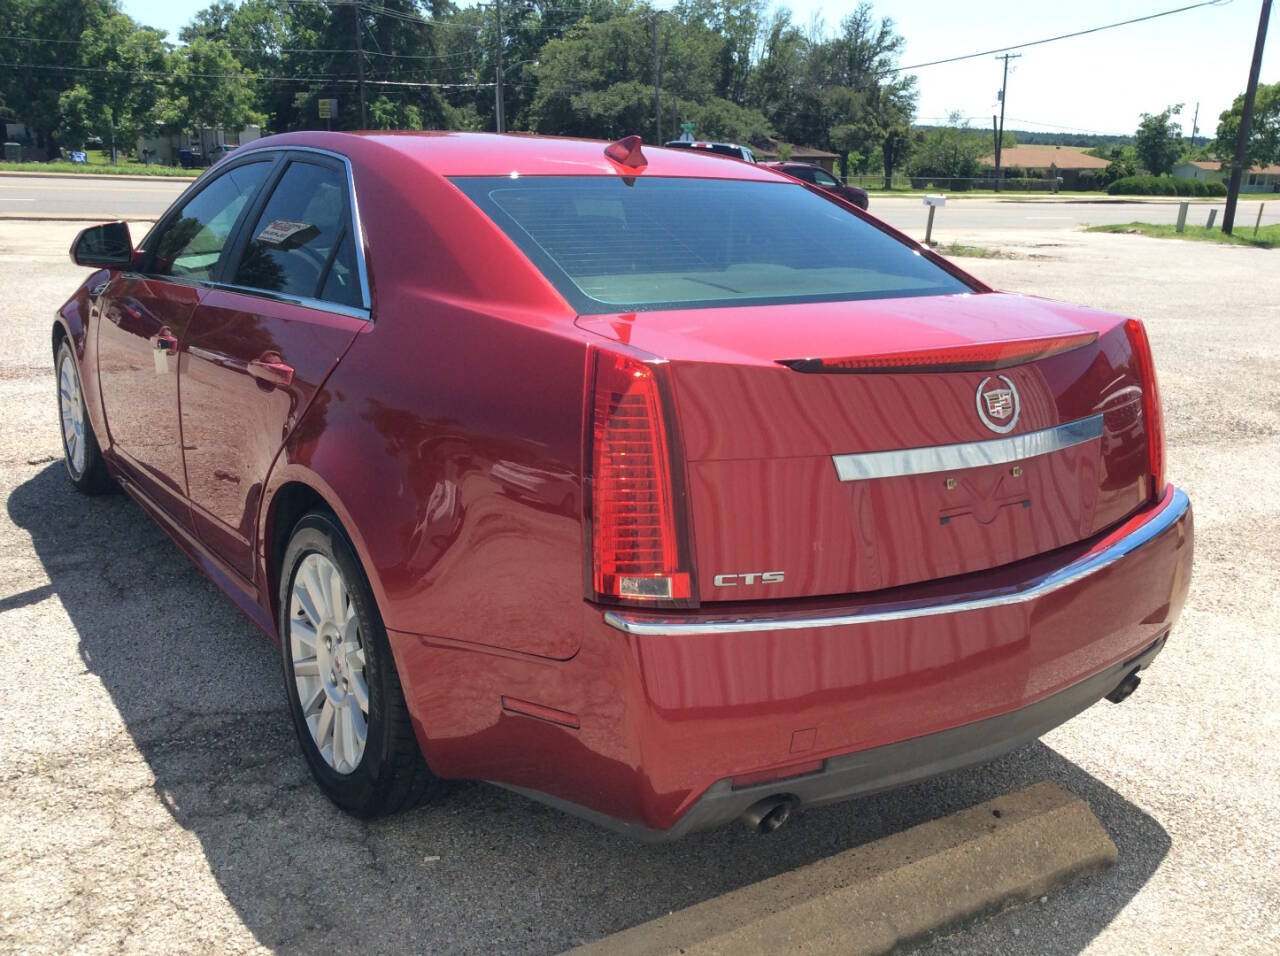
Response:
[[1189, 101, 1200, 146], [1223, 0, 1271, 235], [993, 53, 1020, 192], [652, 12, 662, 143], [494, 0, 505, 133], [354, 0, 367, 129]]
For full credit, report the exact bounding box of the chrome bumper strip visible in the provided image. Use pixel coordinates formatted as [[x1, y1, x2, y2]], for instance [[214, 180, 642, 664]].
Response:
[[831, 414, 1105, 482], [603, 487, 1189, 637]]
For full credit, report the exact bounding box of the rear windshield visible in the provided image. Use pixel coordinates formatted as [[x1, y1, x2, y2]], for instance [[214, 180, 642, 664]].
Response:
[[452, 176, 972, 314]]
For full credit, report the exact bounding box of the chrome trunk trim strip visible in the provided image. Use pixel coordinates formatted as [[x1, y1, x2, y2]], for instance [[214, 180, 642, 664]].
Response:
[[831, 414, 1105, 482], [603, 487, 1189, 637]]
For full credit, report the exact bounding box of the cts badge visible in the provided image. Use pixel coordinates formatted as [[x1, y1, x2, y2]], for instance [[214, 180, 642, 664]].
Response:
[[713, 571, 785, 587]]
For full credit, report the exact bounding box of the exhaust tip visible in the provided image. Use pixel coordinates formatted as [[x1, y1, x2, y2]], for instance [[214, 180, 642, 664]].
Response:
[[1106, 671, 1141, 704], [741, 796, 797, 834]]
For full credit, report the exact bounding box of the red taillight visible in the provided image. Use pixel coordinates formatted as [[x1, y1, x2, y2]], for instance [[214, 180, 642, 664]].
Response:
[[590, 352, 691, 602], [1124, 319, 1166, 500], [780, 332, 1097, 374]]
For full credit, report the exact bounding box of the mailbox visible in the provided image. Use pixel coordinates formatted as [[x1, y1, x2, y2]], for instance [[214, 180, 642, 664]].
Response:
[[923, 194, 947, 207]]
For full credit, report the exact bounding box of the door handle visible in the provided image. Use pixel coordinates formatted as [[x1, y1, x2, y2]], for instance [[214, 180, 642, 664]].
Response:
[[248, 357, 295, 388]]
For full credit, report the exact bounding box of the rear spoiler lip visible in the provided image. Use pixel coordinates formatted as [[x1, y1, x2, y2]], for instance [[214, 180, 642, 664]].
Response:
[[778, 331, 1099, 374]]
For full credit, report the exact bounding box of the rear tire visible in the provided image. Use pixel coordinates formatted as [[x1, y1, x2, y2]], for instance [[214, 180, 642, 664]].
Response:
[[56, 339, 114, 494], [278, 511, 442, 817]]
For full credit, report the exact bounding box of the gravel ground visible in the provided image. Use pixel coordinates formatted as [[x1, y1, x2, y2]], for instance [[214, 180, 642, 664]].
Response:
[[1, 221, 1277, 954]]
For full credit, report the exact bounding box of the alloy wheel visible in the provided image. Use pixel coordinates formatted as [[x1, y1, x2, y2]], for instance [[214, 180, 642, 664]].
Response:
[[289, 552, 370, 774], [58, 350, 86, 478]]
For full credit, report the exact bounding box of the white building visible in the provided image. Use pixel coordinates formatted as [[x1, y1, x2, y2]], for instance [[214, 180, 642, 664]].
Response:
[[1173, 160, 1280, 193]]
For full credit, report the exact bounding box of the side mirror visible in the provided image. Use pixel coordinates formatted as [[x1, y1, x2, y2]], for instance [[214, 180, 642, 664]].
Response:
[[70, 221, 134, 268]]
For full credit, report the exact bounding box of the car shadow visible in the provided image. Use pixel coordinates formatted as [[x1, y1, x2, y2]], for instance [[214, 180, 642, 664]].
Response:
[[8, 462, 1170, 954]]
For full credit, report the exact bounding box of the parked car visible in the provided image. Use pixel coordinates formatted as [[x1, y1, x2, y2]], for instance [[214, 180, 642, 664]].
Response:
[[56, 131, 1192, 839], [765, 160, 870, 209], [206, 144, 239, 164], [662, 139, 756, 162]]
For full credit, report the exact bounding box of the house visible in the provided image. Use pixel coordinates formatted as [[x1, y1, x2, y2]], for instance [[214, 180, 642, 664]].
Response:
[[748, 138, 839, 173], [977, 145, 1110, 188], [1173, 160, 1279, 193], [136, 125, 262, 167]]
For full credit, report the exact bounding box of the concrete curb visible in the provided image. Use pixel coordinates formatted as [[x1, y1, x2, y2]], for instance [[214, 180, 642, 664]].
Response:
[[564, 782, 1117, 956], [0, 170, 195, 183]]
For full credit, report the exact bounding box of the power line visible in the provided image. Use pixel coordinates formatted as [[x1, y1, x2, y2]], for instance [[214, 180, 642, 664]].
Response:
[[0, 61, 493, 88], [0, 34, 478, 60], [887, 0, 1231, 74]]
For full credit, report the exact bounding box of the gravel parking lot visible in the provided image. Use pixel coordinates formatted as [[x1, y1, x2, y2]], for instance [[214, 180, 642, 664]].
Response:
[[1, 220, 1277, 954]]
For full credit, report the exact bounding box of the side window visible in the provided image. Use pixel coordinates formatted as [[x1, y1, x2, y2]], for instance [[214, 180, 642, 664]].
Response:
[[150, 162, 271, 280], [232, 160, 363, 308], [812, 169, 839, 187], [788, 166, 815, 183]]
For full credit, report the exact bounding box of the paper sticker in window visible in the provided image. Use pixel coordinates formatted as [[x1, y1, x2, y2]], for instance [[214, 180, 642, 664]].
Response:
[[257, 219, 318, 249]]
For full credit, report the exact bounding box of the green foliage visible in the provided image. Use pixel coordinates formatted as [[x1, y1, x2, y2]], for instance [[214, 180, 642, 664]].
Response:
[[1107, 175, 1227, 197], [1213, 82, 1280, 174], [4, 0, 918, 173], [1134, 105, 1184, 175], [907, 113, 986, 179]]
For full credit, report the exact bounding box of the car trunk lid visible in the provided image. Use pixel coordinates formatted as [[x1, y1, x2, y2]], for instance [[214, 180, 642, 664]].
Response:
[[578, 293, 1155, 603]]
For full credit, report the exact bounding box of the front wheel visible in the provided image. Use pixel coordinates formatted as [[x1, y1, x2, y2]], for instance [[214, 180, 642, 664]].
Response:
[[56, 339, 114, 494], [278, 512, 442, 817]]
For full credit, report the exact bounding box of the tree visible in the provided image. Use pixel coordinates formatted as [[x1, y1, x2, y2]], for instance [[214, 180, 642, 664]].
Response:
[[907, 113, 985, 182], [1134, 104, 1183, 176], [1213, 82, 1280, 174], [171, 38, 265, 140], [0, 0, 115, 158], [76, 11, 170, 162]]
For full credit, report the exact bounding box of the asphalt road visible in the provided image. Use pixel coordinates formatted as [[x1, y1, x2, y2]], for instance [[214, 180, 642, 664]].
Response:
[[2, 221, 1278, 954], [3, 172, 1279, 234]]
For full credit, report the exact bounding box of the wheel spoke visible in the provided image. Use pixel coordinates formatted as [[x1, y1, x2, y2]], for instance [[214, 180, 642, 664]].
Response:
[[349, 671, 369, 712], [294, 584, 323, 630], [292, 655, 320, 678], [302, 682, 325, 717], [317, 697, 336, 747], [328, 565, 345, 625], [347, 698, 367, 751], [304, 560, 330, 626], [291, 617, 319, 652]]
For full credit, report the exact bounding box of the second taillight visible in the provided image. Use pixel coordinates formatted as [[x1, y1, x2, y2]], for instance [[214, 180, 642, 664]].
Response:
[[590, 352, 691, 602], [1124, 318, 1166, 501]]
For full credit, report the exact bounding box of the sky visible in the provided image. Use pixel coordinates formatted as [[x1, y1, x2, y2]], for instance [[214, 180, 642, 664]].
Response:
[[121, 0, 1277, 138]]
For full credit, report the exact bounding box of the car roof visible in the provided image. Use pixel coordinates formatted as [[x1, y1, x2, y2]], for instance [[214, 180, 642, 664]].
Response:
[[241, 130, 781, 182]]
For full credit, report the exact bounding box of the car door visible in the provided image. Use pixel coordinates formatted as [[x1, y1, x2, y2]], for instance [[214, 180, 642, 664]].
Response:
[[95, 158, 276, 520], [179, 152, 370, 581]]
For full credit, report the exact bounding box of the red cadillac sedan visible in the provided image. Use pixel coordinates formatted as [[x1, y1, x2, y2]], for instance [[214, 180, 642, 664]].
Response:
[[55, 131, 1192, 838]]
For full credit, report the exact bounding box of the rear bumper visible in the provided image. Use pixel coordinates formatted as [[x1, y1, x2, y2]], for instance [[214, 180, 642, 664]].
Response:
[[395, 486, 1192, 839], [503, 633, 1167, 841]]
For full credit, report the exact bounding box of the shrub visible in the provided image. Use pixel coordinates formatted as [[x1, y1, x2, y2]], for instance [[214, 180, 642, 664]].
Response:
[[1107, 174, 1219, 196]]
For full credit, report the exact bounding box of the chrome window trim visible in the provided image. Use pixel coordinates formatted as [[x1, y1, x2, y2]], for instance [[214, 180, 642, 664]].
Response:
[[831, 414, 1104, 483], [203, 144, 373, 317], [603, 487, 1188, 637], [200, 280, 371, 321]]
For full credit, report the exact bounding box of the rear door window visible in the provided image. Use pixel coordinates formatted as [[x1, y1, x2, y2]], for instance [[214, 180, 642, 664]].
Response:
[[231, 160, 363, 308]]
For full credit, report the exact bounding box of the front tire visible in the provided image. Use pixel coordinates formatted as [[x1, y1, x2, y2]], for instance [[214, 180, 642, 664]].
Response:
[[56, 339, 114, 494], [278, 512, 441, 817]]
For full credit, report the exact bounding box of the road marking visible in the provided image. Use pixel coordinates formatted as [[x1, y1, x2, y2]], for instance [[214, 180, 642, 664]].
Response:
[[568, 782, 1117, 956], [0, 198, 35, 202]]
